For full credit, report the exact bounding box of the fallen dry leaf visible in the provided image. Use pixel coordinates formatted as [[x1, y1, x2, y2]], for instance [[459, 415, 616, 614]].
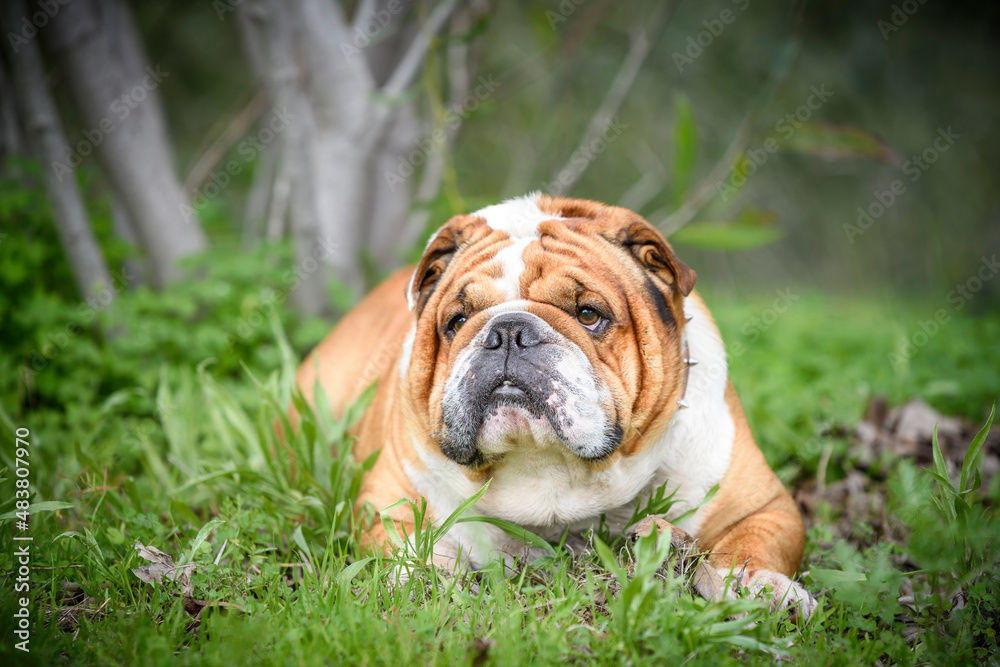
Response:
[[131, 541, 197, 598], [851, 397, 999, 487], [130, 541, 246, 620]]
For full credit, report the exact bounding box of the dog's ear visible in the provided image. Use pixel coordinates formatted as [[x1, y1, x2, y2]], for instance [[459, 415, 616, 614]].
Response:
[[613, 220, 697, 296], [406, 215, 485, 314], [547, 195, 697, 297]]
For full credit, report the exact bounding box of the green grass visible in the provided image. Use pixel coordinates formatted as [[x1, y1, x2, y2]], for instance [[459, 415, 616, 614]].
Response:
[[1, 293, 998, 665]]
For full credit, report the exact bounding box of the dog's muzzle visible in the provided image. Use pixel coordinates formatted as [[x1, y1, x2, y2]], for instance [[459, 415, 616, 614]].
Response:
[[438, 312, 622, 466]]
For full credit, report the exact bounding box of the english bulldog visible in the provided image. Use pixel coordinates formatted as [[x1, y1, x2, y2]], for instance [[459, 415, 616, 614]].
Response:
[[295, 194, 815, 616]]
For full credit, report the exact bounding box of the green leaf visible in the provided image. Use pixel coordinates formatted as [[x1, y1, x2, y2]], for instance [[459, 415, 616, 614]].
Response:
[[671, 94, 698, 206], [291, 524, 314, 568], [182, 518, 225, 566], [170, 467, 252, 496], [270, 314, 298, 389], [337, 557, 374, 590], [928, 493, 951, 522], [970, 467, 982, 493], [924, 470, 958, 496], [97, 387, 145, 417], [53, 530, 85, 541], [960, 402, 994, 493], [592, 535, 626, 583], [379, 499, 410, 549], [774, 121, 898, 165], [432, 481, 491, 542], [930, 425, 953, 493], [343, 381, 377, 430], [312, 378, 340, 444], [671, 208, 781, 251], [456, 514, 557, 557], [0, 500, 74, 521], [673, 483, 719, 525], [708, 632, 786, 656]]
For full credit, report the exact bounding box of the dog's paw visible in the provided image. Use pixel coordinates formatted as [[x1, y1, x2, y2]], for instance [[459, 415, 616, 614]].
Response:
[[720, 567, 817, 620]]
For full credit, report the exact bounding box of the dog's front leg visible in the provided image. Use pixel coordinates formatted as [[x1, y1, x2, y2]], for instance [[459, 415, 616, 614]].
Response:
[[702, 491, 816, 619]]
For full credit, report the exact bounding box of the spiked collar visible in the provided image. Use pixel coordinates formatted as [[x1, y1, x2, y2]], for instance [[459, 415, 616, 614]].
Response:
[[677, 314, 697, 410]]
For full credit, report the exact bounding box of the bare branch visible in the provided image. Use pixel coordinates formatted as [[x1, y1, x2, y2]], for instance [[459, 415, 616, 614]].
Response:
[[655, 0, 807, 235], [352, 0, 379, 33], [381, 0, 461, 98], [618, 143, 670, 212], [183, 90, 269, 197], [357, 0, 419, 86], [241, 136, 279, 242], [654, 116, 758, 236], [396, 0, 484, 247], [550, 1, 675, 193], [656, 39, 800, 236]]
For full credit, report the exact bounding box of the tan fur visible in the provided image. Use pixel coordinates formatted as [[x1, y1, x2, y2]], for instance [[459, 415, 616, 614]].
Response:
[[697, 382, 805, 577], [293, 269, 423, 547]]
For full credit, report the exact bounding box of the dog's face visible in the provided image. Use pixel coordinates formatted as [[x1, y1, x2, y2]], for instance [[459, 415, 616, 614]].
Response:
[[400, 195, 696, 474]]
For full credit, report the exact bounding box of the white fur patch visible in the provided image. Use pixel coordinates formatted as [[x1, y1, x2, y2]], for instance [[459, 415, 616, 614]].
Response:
[[471, 193, 564, 302], [491, 237, 534, 300], [407, 194, 562, 309], [397, 323, 417, 379], [471, 192, 560, 238], [645, 295, 735, 533]]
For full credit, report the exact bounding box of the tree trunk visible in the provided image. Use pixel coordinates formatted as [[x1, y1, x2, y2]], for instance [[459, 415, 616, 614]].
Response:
[[43, 0, 207, 288], [236, 0, 463, 315], [236, 0, 346, 314], [1, 0, 113, 301]]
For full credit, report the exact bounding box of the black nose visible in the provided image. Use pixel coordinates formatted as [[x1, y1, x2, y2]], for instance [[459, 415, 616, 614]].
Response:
[[482, 313, 545, 350]]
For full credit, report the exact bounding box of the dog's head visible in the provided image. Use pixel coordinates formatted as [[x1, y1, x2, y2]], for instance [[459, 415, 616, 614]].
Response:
[[400, 194, 696, 472]]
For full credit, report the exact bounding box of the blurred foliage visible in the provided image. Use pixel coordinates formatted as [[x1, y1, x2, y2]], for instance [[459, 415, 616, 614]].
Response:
[[1, 153, 997, 664], [0, 164, 331, 485], [672, 208, 781, 251], [0, 292, 996, 664], [1, 0, 999, 662]]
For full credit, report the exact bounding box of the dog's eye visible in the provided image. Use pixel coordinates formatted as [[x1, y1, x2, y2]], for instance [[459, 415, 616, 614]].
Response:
[[576, 307, 602, 330], [448, 315, 467, 334]]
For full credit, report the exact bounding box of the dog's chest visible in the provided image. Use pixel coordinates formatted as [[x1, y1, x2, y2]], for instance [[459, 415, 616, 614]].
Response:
[[473, 446, 662, 528]]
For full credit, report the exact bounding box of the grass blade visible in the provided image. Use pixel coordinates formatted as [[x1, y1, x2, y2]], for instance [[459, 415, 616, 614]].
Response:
[[337, 557, 374, 589], [432, 481, 491, 541], [456, 515, 557, 557], [183, 518, 225, 566], [960, 402, 994, 493]]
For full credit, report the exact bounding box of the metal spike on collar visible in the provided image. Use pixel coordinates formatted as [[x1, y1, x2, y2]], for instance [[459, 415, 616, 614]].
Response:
[[685, 357, 699, 367], [676, 399, 689, 409], [735, 558, 752, 589]]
